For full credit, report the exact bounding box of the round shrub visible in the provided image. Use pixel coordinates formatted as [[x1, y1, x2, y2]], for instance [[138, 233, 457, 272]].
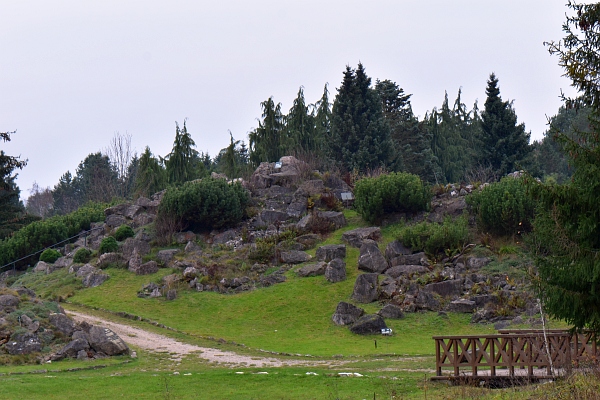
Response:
[[99, 237, 119, 255], [158, 178, 250, 231], [39, 249, 61, 264], [73, 247, 92, 264], [466, 176, 535, 236], [114, 224, 134, 242], [354, 172, 430, 224]]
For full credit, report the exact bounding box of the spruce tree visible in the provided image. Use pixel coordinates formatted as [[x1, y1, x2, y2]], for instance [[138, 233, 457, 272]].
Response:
[[0, 130, 30, 238], [531, 2, 600, 332], [330, 63, 394, 172], [286, 87, 316, 154], [480, 73, 531, 176], [165, 120, 200, 185], [248, 97, 285, 165], [135, 147, 167, 198]]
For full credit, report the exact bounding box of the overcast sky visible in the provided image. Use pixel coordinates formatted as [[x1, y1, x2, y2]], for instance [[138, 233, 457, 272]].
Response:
[[1, 1, 577, 199]]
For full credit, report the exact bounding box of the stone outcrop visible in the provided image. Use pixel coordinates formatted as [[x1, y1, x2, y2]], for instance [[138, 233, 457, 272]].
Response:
[[297, 262, 327, 277], [352, 273, 379, 303], [316, 244, 346, 262], [325, 258, 346, 283], [332, 302, 365, 326], [349, 314, 388, 335], [342, 227, 381, 247], [357, 240, 388, 273]]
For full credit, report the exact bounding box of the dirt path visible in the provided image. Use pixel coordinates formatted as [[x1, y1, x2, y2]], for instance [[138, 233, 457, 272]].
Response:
[[67, 310, 338, 368]]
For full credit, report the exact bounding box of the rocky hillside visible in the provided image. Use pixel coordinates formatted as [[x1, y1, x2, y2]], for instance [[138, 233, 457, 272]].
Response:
[[16, 156, 536, 338]]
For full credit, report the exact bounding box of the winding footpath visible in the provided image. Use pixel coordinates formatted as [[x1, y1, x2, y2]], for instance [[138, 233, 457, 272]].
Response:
[[67, 310, 337, 368]]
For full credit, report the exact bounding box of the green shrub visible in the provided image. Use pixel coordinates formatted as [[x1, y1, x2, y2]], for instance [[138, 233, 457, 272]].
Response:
[[39, 249, 61, 263], [399, 216, 470, 256], [466, 177, 535, 236], [0, 202, 108, 267], [73, 247, 92, 263], [158, 178, 250, 231], [248, 238, 277, 263], [354, 172, 429, 224], [99, 237, 118, 254], [114, 224, 134, 241]]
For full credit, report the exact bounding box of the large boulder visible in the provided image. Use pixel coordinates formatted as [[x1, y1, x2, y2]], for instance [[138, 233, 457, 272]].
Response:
[[349, 314, 388, 335], [316, 244, 346, 262], [384, 241, 412, 265], [357, 240, 388, 273], [88, 326, 129, 356], [129, 261, 159, 275], [385, 265, 428, 279], [332, 301, 365, 326], [0, 295, 19, 312], [121, 238, 151, 259], [75, 264, 97, 278], [259, 210, 289, 226], [57, 338, 90, 358], [279, 251, 311, 264], [49, 313, 75, 336], [54, 256, 73, 269], [105, 214, 127, 228], [352, 273, 379, 303], [378, 304, 405, 319], [33, 261, 51, 274], [318, 211, 347, 230], [157, 249, 179, 265], [424, 279, 463, 298], [325, 258, 346, 283], [5, 332, 42, 355], [297, 262, 327, 277], [96, 252, 123, 269], [82, 271, 110, 288], [212, 230, 237, 245], [447, 299, 477, 313], [342, 227, 381, 247]]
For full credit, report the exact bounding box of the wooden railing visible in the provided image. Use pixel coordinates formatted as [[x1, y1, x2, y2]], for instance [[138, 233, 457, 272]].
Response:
[[433, 330, 599, 380]]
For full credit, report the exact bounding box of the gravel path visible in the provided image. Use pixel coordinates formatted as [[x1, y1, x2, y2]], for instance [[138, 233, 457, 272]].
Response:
[[67, 310, 336, 368]]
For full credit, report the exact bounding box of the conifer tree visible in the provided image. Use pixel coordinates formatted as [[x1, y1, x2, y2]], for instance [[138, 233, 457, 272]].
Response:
[[248, 97, 285, 165], [531, 2, 600, 332], [330, 63, 394, 172], [135, 147, 167, 198], [286, 87, 316, 154], [480, 73, 531, 176], [0, 130, 28, 238], [165, 120, 201, 185], [52, 171, 79, 215], [313, 83, 332, 155]]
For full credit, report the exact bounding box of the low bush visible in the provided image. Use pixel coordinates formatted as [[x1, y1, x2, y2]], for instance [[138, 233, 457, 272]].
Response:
[[0, 202, 108, 267], [398, 216, 470, 256], [466, 176, 535, 236], [99, 237, 118, 255], [73, 247, 92, 264], [114, 224, 134, 241], [158, 178, 250, 232], [354, 172, 429, 224], [39, 249, 61, 264]]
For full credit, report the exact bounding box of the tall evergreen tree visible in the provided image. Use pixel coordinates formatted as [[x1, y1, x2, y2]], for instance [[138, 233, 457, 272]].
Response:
[[74, 152, 119, 203], [134, 147, 167, 198], [0, 130, 29, 238], [52, 171, 79, 215], [248, 97, 285, 165], [165, 120, 200, 185], [313, 83, 332, 156], [531, 2, 600, 332], [330, 63, 394, 172], [480, 73, 531, 176], [286, 87, 316, 154]]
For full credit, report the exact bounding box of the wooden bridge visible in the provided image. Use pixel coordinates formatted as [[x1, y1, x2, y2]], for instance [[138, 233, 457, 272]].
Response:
[[432, 329, 599, 383]]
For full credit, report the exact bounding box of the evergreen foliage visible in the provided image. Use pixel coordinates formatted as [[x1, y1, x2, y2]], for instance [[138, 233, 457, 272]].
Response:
[[376, 79, 437, 181], [99, 236, 118, 255], [398, 215, 470, 256], [114, 224, 134, 242], [467, 177, 535, 236], [0, 202, 107, 267], [72, 247, 92, 264], [0, 130, 31, 239], [330, 63, 395, 172], [158, 178, 249, 231], [39, 249, 61, 264], [165, 120, 205, 185], [249, 97, 286, 165], [74, 152, 119, 203], [134, 147, 167, 198], [530, 1, 600, 332], [354, 172, 429, 224], [52, 172, 80, 215], [480, 74, 532, 176]]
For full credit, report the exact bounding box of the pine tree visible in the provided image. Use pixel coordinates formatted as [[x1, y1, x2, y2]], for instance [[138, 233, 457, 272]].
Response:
[[135, 147, 167, 198], [165, 120, 200, 185], [531, 2, 600, 332], [0, 130, 30, 238], [330, 63, 394, 172], [480, 73, 531, 176], [248, 97, 285, 166]]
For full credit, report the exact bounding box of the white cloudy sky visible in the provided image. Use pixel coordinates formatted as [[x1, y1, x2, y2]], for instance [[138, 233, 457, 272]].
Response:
[[1, 1, 577, 198]]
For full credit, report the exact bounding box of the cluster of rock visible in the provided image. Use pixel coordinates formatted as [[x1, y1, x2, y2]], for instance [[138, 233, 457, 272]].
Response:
[[0, 288, 128, 361], [296, 244, 347, 283]]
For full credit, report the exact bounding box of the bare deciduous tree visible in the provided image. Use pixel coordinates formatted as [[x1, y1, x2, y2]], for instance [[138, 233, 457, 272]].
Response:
[[105, 131, 136, 197], [26, 181, 53, 218]]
